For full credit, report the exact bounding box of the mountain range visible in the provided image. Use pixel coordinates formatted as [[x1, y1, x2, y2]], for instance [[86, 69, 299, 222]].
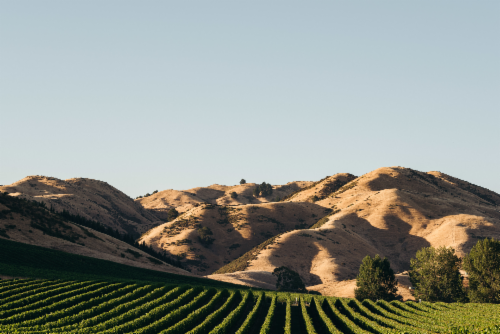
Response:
[[1, 166, 499, 297]]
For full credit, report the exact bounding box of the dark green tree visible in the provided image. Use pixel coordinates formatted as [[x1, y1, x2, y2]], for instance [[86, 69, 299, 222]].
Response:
[[410, 246, 465, 302], [197, 226, 214, 247], [355, 254, 399, 301], [253, 182, 273, 197], [230, 191, 238, 199], [167, 208, 179, 221], [273, 266, 306, 293], [240, 179, 246, 185], [462, 238, 500, 303]]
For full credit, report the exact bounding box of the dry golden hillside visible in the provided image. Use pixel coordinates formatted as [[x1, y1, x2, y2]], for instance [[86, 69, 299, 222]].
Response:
[[4, 167, 498, 298], [0, 193, 190, 276], [212, 167, 500, 296], [282, 173, 357, 203], [136, 181, 312, 220], [138, 201, 328, 274], [0, 176, 160, 236]]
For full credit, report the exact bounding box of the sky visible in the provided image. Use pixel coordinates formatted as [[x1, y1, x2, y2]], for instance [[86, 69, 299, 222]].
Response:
[[1, 1, 499, 197]]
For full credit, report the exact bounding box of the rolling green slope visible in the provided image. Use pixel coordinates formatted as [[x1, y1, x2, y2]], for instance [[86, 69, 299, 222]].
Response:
[[0, 238, 239, 289]]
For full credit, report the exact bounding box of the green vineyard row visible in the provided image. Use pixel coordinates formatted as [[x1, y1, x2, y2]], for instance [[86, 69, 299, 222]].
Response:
[[0, 279, 499, 334]]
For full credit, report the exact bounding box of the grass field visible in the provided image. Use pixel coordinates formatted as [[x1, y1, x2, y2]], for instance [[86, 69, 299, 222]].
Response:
[[1, 239, 499, 333]]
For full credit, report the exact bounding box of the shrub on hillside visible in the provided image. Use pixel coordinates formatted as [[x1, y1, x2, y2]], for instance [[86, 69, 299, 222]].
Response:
[[273, 266, 306, 293], [410, 246, 466, 302], [230, 191, 238, 199], [136, 190, 158, 199], [197, 226, 214, 247], [167, 208, 179, 221], [240, 179, 246, 185], [355, 254, 399, 301], [462, 238, 500, 303]]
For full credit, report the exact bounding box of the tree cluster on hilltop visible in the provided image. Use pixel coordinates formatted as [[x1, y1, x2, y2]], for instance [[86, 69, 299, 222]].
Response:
[[253, 182, 273, 197], [135, 190, 158, 199]]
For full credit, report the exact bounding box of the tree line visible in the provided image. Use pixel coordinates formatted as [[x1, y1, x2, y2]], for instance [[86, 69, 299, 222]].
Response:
[[355, 238, 500, 303], [0, 192, 184, 270]]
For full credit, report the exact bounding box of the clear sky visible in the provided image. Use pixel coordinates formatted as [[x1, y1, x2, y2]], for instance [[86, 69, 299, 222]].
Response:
[[1, 1, 499, 197]]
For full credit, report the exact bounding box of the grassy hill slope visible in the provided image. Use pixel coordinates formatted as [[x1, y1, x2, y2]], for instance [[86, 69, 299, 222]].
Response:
[[136, 181, 313, 219], [0, 192, 188, 276], [0, 176, 160, 236], [210, 167, 500, 295]]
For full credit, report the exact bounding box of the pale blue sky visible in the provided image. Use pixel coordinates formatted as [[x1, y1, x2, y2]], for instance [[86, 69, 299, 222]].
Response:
[[1, 1, 499, 197]]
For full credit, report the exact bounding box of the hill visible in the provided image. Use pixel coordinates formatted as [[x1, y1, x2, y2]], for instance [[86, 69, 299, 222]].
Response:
[[0, 238, 238, 288], [138, 201, 328, 274], [0, 192, 189, 276], [0, 176, 160, 236], [136, 181, 312, 219], [3, 167, 499, 299], [209, 167, 500, 295]]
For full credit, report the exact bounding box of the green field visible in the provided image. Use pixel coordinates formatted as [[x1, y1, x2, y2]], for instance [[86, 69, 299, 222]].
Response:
[[1, 239, 499, 333]]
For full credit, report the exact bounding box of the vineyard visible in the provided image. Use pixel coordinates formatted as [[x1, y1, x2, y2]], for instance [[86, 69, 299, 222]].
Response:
[[0, 278, 499, 334]]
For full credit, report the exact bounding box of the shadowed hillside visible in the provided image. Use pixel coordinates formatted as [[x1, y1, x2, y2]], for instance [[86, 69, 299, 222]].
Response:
[[0, 192, 189, 276], [209, 167, 500, 296], [0, 176, 160, 236], [4, 167, 499, 299], [138, 201, 328, 274]]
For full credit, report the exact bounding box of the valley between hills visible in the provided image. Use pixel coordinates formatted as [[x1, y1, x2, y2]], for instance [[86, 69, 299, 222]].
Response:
[[1, 166, 499, 299]]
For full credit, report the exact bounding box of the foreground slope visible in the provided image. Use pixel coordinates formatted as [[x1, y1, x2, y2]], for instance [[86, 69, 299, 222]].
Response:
[[0, 176, 160, 236], [0, 193, 189, 276], [215, 167, 500, 295], [0, 276, 498, 333]]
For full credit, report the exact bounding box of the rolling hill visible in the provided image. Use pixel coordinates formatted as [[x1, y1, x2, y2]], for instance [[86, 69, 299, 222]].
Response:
[[2, 167, 499, 298], [0, 176, 160, 236], [211, 167, 500, 295], [136, 181, 313, 219], [0, 192, 189, 277]]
